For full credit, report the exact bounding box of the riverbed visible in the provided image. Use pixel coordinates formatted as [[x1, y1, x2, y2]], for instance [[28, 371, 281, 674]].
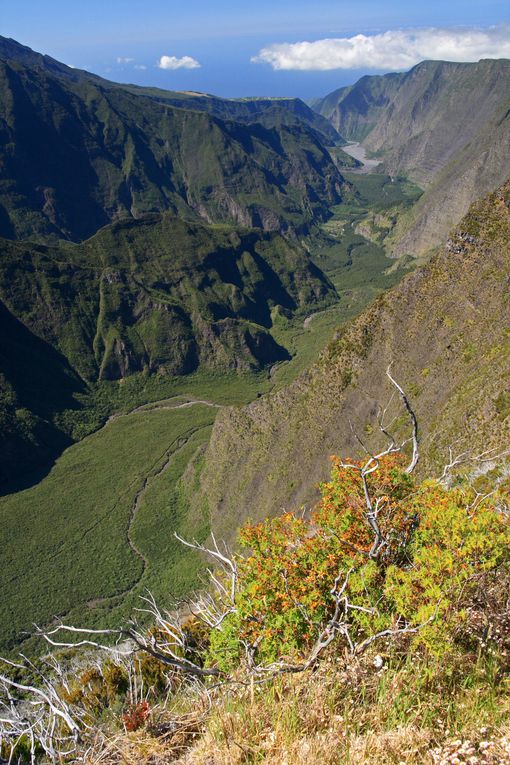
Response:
[[342, 142, 381, 173]]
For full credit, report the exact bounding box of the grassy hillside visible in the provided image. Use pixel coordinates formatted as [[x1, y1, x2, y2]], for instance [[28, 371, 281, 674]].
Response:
[[0, 37, 344, 147], [313, 59, 510, 255], [0, 163, 420, 488], [0, 402, 218, 653], [192, 179, 510, 541], [0, 37, 345, 242], [0, 213, 338, 486], [0, 292, 378, 654]]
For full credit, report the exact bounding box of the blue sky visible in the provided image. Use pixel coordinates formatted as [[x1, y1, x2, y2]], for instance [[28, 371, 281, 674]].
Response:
[[3, 1, 510, 97]]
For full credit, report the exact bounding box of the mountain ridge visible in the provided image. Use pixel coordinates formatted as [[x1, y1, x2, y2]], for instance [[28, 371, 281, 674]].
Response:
[[0, 37, 343, 146], [313, 58, 510, 255], [0, 36, 346, 243]]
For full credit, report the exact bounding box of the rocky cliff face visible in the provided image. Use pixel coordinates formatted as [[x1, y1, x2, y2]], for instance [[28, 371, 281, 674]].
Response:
[[193, 180, 510, 542], [313, 59, 510, 255]]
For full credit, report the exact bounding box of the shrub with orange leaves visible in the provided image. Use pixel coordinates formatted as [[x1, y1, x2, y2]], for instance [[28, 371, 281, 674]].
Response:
[[207, 454, 510, 669], [385, 479, 510, 654]]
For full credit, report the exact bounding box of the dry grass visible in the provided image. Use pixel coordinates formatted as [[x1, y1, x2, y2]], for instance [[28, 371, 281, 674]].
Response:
[[81, 652, 510, 765], [180, 721, 435, 765], [84, 705, 207, 764]]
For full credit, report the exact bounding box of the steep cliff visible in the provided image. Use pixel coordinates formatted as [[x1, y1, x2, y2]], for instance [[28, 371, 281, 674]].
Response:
[[194, 180, 510, 540], [313, 59, 510, 255], [0, 38, 345, 242]]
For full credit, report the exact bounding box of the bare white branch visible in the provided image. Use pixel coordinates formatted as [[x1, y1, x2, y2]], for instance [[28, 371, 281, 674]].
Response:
[[439, 445, 510, 485], [174, 533, 238, 629], [0, 654, 83, 763], [386, 364, 419, 473]]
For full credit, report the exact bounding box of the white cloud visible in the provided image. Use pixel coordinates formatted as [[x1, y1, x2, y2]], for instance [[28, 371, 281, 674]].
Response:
[[134, 64, 147, 70], [116, 56, 134, 64], [157, 54, 201, 70], [252, 25, 510, 71]]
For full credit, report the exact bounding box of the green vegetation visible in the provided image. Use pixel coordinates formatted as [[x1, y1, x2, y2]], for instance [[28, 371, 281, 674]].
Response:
[[312, 58, 510, 255], [0, 37, 344, 243], [0, 404, 216, 653], [0, 162, 424, 653], [2, 38, 510, 764], [208, 453, 510, 668], [0, 298, 364, 655], [0, 213, 337, 487], [4, 452, 510, 764], [0, 215, 335, 383], [266, 173, 421, 386], [119, 86, 344, 146], [314, 172, 421, 293]]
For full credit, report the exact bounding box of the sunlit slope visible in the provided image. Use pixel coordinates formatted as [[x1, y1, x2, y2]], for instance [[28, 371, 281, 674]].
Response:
[[193, 180, 510, 539], [313, 59, 510, 255], [0, 403, 216, 653]]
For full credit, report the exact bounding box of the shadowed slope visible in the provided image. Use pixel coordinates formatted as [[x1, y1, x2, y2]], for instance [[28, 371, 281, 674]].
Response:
[[0, 38, 345, 242]]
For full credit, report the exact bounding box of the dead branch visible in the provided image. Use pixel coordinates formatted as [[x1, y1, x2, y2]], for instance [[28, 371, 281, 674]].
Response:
[[337, 367, 420, 559], [439, 445, 510, 485], [174, 532, 238, 630], [243, 568, 437, 678], [0, 654, 83, 764], [35, 616, 222, 679], [386, 364, 419, 474]]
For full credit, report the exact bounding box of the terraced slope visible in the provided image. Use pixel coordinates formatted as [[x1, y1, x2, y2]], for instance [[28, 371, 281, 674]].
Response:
[[193, 180, 510, 540]]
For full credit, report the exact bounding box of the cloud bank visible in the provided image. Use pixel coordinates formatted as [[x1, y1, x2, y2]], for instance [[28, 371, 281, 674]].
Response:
[[252, 25, 510, 71], [157, 54, 201, 70]]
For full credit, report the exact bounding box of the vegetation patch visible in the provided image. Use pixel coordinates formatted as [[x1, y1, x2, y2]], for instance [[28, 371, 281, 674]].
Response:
[[0, 405, 216, 654]]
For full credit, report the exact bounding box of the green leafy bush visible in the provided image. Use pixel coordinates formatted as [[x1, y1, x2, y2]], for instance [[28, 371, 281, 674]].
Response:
[[208, 455, 510, 669]]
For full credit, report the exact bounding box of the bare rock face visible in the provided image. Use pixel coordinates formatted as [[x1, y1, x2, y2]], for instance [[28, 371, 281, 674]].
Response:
[[313, 59, 510, 256]]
